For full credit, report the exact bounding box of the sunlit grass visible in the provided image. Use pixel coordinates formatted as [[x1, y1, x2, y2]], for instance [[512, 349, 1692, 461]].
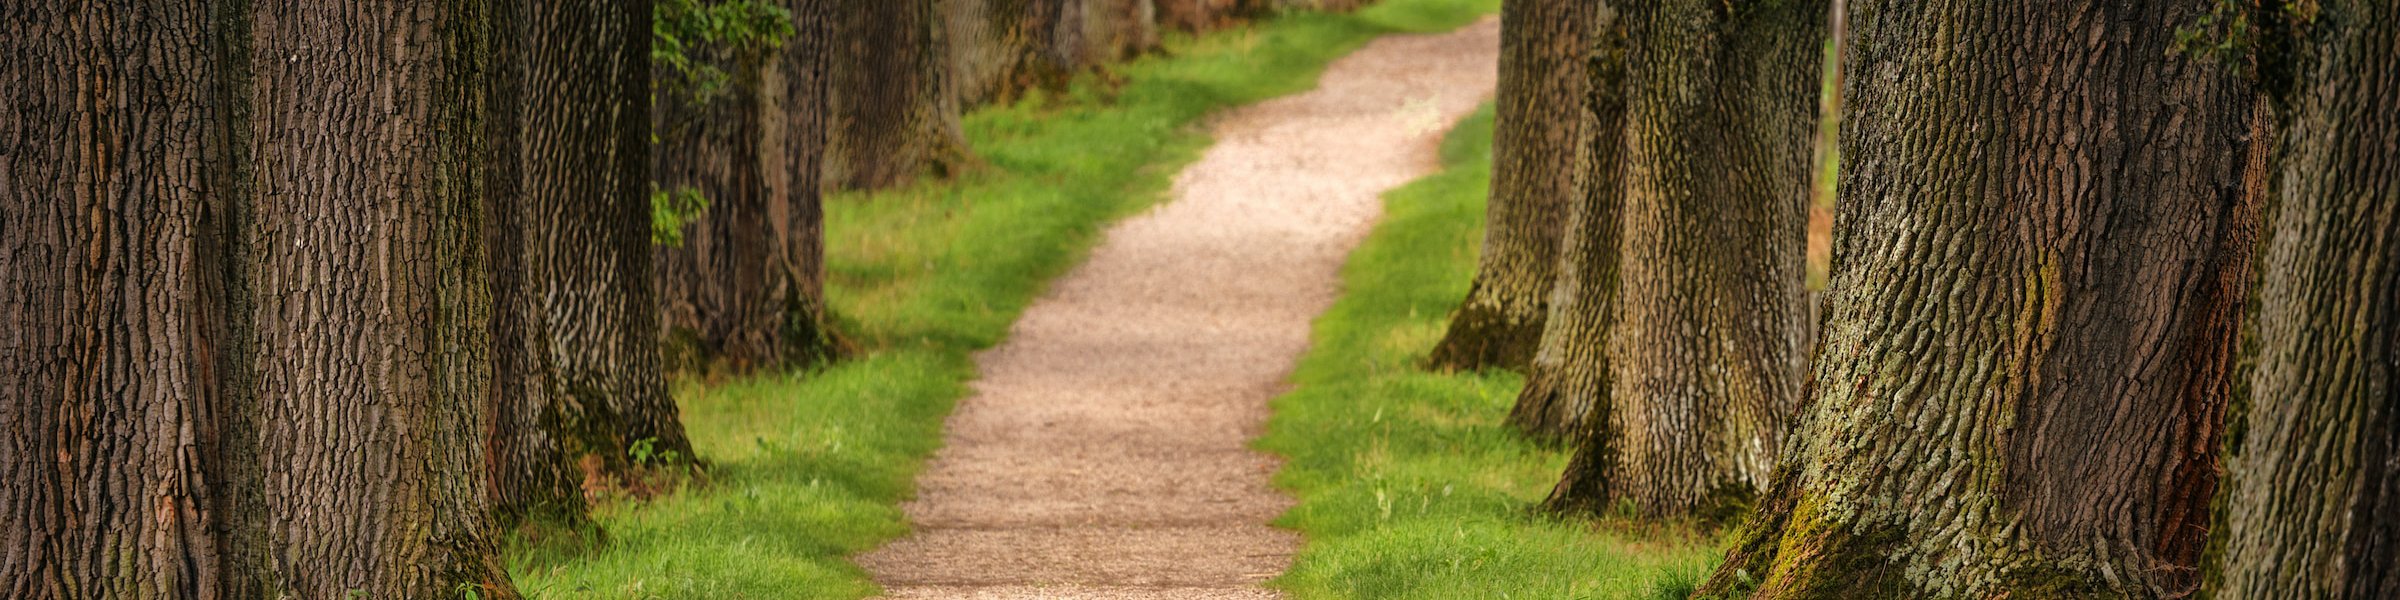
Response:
[[1262, 105, 1721, 600], [506, 2, 1502, 598]]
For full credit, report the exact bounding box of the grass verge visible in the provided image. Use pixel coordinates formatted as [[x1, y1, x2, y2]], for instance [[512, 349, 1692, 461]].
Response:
[[1260, 106, 1720, 599], [505, 2, 1501, 598]]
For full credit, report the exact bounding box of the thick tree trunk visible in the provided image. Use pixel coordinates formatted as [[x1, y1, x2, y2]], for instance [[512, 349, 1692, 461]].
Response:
[[2215, 2, 2400, 598], [1079, 0, 1158, 65], [1155, 0, 1240, 32], [0, 2, 259, 595], [1696, 2, 2261, 597], [1421, 0, 1587, 372], [524, 0, 697, 480], [241, 1, 519, 596], [653, 31, 779, 372], [1542, 0, 1820, 520], [1508, 3, 1617, 442], [484, 0, 587, 529], [829, 0, 971, 191], [768, 0, 844, 367], [946, 0, 1080, 106]]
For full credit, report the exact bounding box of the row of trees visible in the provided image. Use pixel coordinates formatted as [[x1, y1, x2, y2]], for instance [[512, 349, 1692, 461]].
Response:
[[1441, 0, 2395, 598], [0, 0, 1347, 597]]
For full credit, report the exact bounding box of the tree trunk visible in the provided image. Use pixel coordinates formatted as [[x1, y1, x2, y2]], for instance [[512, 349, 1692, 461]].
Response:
[[1079, 0, 1157, 65], [1542, 0, 1821, 521], [241, 0, 520, 596], [653, 24, 779, 373], [1508, 1, 1616, 442], [1695, 1, 2262, 597], [483, 0, 587, 529], [946, 0, 1079, 106], [2215, 2, 2399, 598], [524, 0, 697, 481], [1155, 0, 1241, 33], [829, 0, 971, 191], [769, 0, 844, 367], [0, 2, 261, 595], [1421, 0, 1588, 372]]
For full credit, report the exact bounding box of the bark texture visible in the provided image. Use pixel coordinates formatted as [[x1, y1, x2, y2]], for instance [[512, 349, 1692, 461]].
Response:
[[2215, 1, 2400, 598], [652, 15, 776, 372], [1696, 1, 2262, 597], [1421, 0, 1586, 372], [945, 0, 1081, 106], [767, 0, 844, 367], [829, 0, 970, 191], [1509, 3, 1618, 442], [1544, 0, 1820, 520], [1, 2, 256, 595], [241, 1, 518, 595], [523, 0, 697, 479], [483, 0, 586, 528]]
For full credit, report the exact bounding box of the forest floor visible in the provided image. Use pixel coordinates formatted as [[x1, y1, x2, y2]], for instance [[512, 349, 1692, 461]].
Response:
[[854, 19, 1501, 600]]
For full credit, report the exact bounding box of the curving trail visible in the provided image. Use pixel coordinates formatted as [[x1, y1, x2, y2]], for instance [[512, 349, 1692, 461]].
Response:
[[860, 17, 1500, 600]]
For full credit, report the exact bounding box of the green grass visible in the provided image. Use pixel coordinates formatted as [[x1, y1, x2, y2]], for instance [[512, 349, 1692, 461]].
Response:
[[505, 2, 1500, 598], [1260, 106, 1721, 600]]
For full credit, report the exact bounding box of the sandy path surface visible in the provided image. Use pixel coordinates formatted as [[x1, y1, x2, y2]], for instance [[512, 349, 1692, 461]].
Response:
[[859, 18, 1500, 600]]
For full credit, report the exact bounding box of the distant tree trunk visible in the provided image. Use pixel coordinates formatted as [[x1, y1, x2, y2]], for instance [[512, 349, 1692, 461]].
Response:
[[946, 0, 1079, 106], [769, 0, 845, 367], [653, 26, 780, 372], [0, 2, 259, 595], [2215, 2, 2399, 598], [485, 0, 587, 529], [1542, 0, 1820, 520], [524, 0, 697, 481], [1695, 2, 2261, 597], [1508, 2, 1615, 441], [1079, 0, 1157, 65], [829, 0, 971, 191], [241, 0, 520, 596], [1422, 0, 1587, 372], [1155, 0, 1240, 32]]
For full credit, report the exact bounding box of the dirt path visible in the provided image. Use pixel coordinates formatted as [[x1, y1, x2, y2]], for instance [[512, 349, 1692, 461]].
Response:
[[859, 18, 1500, 599]]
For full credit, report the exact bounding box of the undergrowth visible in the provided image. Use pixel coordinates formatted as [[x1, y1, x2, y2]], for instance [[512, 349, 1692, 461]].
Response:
[[505, 2, 1505, 598]]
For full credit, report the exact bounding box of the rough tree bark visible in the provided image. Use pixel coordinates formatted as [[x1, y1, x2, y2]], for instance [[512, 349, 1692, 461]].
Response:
[[2215, 1, 2399, 598], [767, 0, 844, 367], [524, 0, 698, 482], [1542, 0, 1820, 521], [1079, 0, 1158, 66], [828, 0, 971, 191], [946, 0, 1081, 106], [484, 0, 587, 528], [1507, 1, 1614, 441], [1694, 1, 2262, 597], [241, 0, 521, 596], [652, 18, 778, 372], [0, 2, 261, 595], [1421, 0, 1587, 372]]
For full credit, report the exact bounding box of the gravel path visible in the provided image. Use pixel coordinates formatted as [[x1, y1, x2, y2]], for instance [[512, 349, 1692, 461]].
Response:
[[860, 18, 1500, 599]]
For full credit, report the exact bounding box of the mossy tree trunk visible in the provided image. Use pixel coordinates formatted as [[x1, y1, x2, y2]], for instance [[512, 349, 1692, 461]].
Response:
[[1508, 3, 1617, 442], [2215, 1, 2399, 598], [1079, 0, 1158, 66], [0, 2, 265, 595], [767, 0, 845, 369], [1542, 0, 1821, 520], [1695, 1, 2263, 597], [525, 0, 698, 482], [1421, 0, 1586, 372], [829, 0, 971, 191]]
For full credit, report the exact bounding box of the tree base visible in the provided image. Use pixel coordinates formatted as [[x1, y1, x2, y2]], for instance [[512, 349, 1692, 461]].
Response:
[[1423, 301, 1545, 372]]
